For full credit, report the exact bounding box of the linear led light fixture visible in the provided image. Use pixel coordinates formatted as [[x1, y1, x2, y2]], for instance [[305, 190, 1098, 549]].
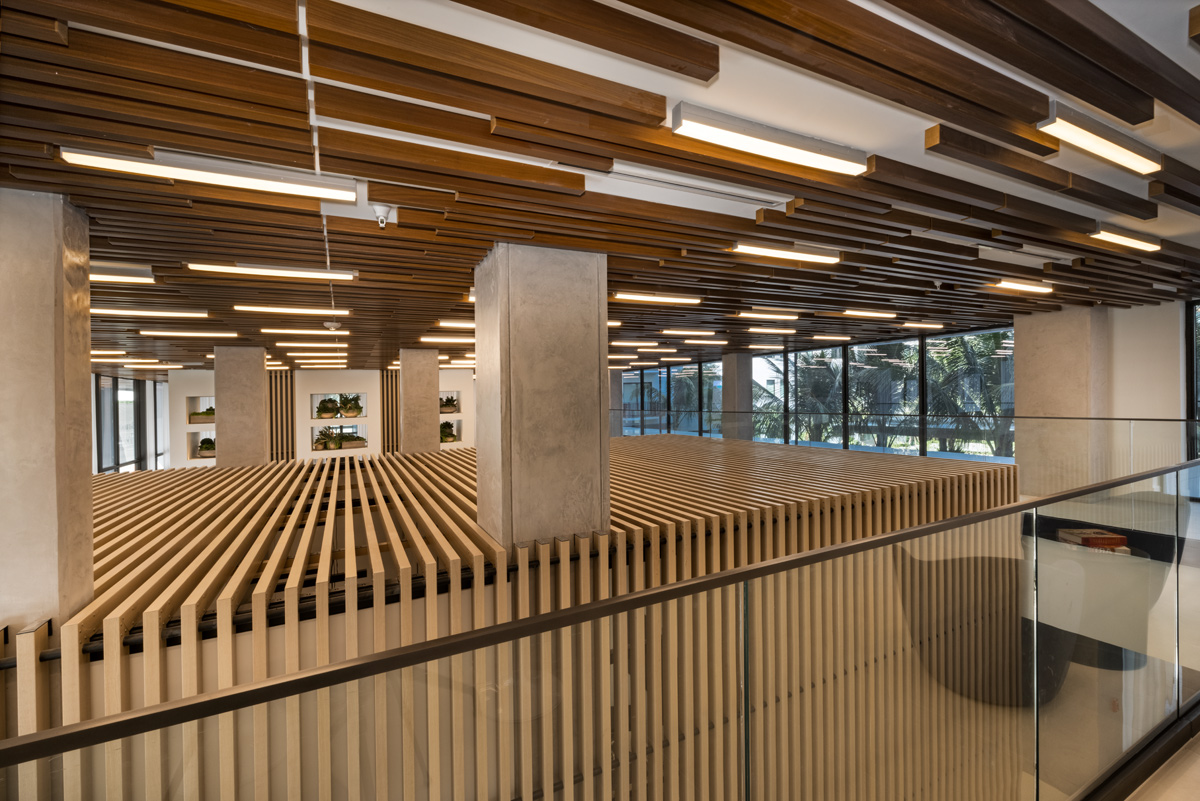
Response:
[[662, 329, 715, 336], [450, 360, 476, 366], [995, 280, 1054, 294], [300, 364, 345, 369], [813, 335, 851, 341], [748, 344, 783, 349], [607, 321, 621, 327], [276, 342, 348, 348], [902, 322, 944, 329], [612, 292, 701, 305], [661, 358, 692, 362], [90, 349, 126, 355], [733, 243, 841, 264], [139, 330, 238, 337], [1089, 226, 1161, 252], [268, 365, 291, 370], [608, 354, 638, 360], [607, 365, 628, 370], [844, 310, 897, 319], [91, 307, 208, 318], [439, 320, 476, 329], [437, 355, 449, 360], [738, 311, 798, 321], [638, 348, 676, 353], [261, 328, 350, 336], [91, 357, 158, 363], [90, 263, 155, 284], [629, 361, 659, 366], [287, 351, 350, 357], [124, 364, 183, 369], [295, 358, 347, 363], [420, 336, 475, 344], [685, 339, 727, 344], [672, 102, 869, 176], [747, 327, 796, 334], [1036, 101, 1161, 175], [187, 263, 358, 281], [266, 361, 283, 366], [610, 341, 658, 347], [234, 305, 350, 315], [59, 148, 359, 201]]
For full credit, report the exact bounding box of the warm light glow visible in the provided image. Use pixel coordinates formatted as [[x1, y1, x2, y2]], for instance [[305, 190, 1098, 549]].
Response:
[[91, 308, 208, 318], [123, 364, 182, 369], [738, 311, 798, 321], [387, 365, 400, 370], [261, 328, 350, 336], [661, 358, 692, 362], [662, 330, 715, 336], [629, 361, 658, 366], [902, 322, 944, 329], [268, 365, 291, 370], [685, 339, 727, 345], [234, 305, 350, 315], [266, 361, 282, 366], [747, 327, 796, 334], [299, 364, 345, 369], [450, 360, 476, 366], [612, 292, 701, 304], [91, 357, 158, 363], [607, 365, 627, 370], [637, 348, 676, 353], [276, 342, 348, 348], [90, 350, 125, 355], [287, 351, 351, 357], [608, 355, 637, 360], [90, 273, 155, 284], [734, 244, 840, 264], [187, 263, 357, 281], [844, 310, 897, 319], [995, 280, 1053, 294], [420, 336, 475, 344], [438, 320, 476, 329], [813, 335, 851, 341], [59, 149, 358, 200], [438, 355, 449, 360], [607, 321, 621, 327], [139, 330, 238, 337], [295, 359, 347, 363], [748, 344, 783, 349], [610, 341, 658, 347], [1089, 230, 1161, 252], [1038, 119, 1160, 174]]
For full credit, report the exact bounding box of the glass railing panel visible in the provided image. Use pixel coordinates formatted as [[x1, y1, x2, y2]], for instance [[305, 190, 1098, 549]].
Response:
[[1179, 465, 1200, 709], [926, 414, 1016, 464], [744, 512, 1035, 801], [848, 413, 921, 454], [790, 411, 845, 448], [1034, 476, 1179, 799], [1130, 419, 1187, 474]]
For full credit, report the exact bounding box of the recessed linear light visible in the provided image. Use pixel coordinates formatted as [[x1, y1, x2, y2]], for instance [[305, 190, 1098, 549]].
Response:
[[90, 272, 155, 284], [438, 355, 449, 360], [738, 311, 798, 321], [59, 148, 358, 201], [295, 359, 347, 364], [611, 341, 658, 347], [466, 352, 476, 358], [91, 308, 208, 318], [747, 327, 796, 334], [450, 360, 477, 366], [671, 102, 869, 176], [607, 365, 628, 370], [261, 328, 350, 336], [608, 355, 638, 360], [91, 350, 126, 355], [995, 280, 1053, 294], [276, 342, 348, 348], [123, 364, 183, 370], [612, 292, 701, 305], [438, 320, 476, 329], [387, 365, 401, 370], [187, 263, 358, 281], [748, 344, 783, 349], [139, 330, 238, 337], [638, 348, 677, 353], [733, 243, 841, 264], [268, 366, 291, 370], [1089, 228, 1161, 252], [661, 358, 692, 362], [662, 329, 715, 336], [607, 321, 621, 327], [420, 336, 475, 344], [234, 305, 350, 315], [1036, 101, 1161, 175], [299, 364, 346, 369], [266, 361, 282, 366], [813, 335, 852, 341], [902, 322, 944, 329], [844, 310, 897, 319], [91, 357, 158, 363], [287, 351, 352, 357], [629, 361, 659, 366], [685, 339, 727, 345]]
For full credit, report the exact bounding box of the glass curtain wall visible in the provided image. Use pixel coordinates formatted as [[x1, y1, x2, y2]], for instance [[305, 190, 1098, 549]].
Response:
[[621, 371, 641, 435], [703, 360, 722, 437], [670, 363, 701, 435], [925, 329, 1015, 462], [643, 367, 668, 434], [848, 339, 920, 454], [94, 375, 169, 473], [751, 353, 786, 443], [790, 347, 844, 448]]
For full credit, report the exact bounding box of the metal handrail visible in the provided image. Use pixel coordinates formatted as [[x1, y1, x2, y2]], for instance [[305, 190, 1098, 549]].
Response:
[[3, 455, 1199, 767], [612, 410, 1200, 423]]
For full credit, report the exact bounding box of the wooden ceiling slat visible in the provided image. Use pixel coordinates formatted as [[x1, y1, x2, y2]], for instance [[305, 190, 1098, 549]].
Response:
[[158, 0, 297, 32], [0, 7, 68, 45], [925, 124, 1068, 192], [0, 122, 153, 158], [305, 0, 666, 125]]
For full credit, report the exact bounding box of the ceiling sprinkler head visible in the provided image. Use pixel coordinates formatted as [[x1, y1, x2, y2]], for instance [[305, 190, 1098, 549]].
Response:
[[323, 321, 341, 330]]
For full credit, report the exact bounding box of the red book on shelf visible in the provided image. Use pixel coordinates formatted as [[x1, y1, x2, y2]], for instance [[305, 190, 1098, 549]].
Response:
[[1056, 528, 1127, 550]]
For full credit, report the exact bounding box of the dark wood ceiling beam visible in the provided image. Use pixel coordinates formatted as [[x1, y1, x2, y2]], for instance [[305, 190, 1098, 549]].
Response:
[[445, 0, 719, 80], [158, 0, 297, 32], [0, 8, 68, 45]]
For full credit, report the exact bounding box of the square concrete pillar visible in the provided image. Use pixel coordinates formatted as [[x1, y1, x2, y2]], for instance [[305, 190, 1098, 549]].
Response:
[[0, 188, 93, 630], [214, 346, 269, 467], [722, 352, 754, 440], [397, 348, 440, 453], [475, 243, 609, 549]]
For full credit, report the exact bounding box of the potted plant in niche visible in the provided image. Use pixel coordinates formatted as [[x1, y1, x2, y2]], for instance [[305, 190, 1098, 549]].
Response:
[[341, 433, 367, 449], [197, 437, 216, 458], [188, 405, 215, 425], [316, 397, 340, 419], [439, 395, 459, 414], [339, 393, 363, 418], [315, 426, 341, 451], [440, 421, 457, 443]]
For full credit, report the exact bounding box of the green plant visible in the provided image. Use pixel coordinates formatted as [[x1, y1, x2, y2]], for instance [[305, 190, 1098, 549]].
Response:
[[440, 421, 456, 443], [339, 393, 363, 414], [193, 406, 215, 416], [440, 395, 459, 410], [316, 397, 340, 417], [198, 437, 215, 451], [341, 434, 366, 442]]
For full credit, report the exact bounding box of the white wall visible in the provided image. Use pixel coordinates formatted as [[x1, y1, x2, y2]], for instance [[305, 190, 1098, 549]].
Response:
[[294, 369, 382, 459], [438, 368, 476, 449], [167, 369, 216, 468], [1108, 301, 1185, 420]]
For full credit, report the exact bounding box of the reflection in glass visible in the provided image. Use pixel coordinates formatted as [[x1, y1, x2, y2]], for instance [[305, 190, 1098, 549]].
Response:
[[848, 339, 919, 454], [751, 353, 785, 443], [926, 328, 1015, 463], [117, 378, 137, 465], [789, 347, 843, 448], [670, 363, 701, 435]]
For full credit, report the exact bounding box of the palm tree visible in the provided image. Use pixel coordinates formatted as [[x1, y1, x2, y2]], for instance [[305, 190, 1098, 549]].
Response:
[[926, 331, 1014, 457]]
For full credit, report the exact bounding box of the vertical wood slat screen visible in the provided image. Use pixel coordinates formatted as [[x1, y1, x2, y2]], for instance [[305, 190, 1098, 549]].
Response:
[[268, 369, 295, 462], [381, 367, 400, 453], [8, 438, 1024, 800]]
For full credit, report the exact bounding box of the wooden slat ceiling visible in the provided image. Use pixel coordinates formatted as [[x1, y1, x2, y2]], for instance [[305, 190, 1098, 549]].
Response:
[[1, 0, 1198, 377]]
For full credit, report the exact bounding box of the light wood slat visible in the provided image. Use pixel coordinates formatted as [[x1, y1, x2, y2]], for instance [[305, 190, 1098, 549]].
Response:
[[16, 620, 50, 800]]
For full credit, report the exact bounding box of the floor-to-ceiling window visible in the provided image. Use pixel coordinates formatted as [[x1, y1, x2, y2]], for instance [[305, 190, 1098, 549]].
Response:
[[670, 362, 701, 435], [925, 328, 1015, 462], [702, 360, 723, 438], [643, 366, 668, 434], [790, 347, 844, 448], [751, 352, 786, 443], [622, 370, 641, 435], [94, 374, 162, 473], [848, 339, 920, 454]]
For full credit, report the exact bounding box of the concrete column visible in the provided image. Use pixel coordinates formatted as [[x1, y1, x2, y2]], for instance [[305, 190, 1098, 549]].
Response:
[[609, 370, 623, 438], [214, 346, 269, 467], [722, 352, 754, 440], [397, 348, 439, 453], [475, 243, 609, 549], [0, 188, 93, 630], [1014, 302, 1185, 496]]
